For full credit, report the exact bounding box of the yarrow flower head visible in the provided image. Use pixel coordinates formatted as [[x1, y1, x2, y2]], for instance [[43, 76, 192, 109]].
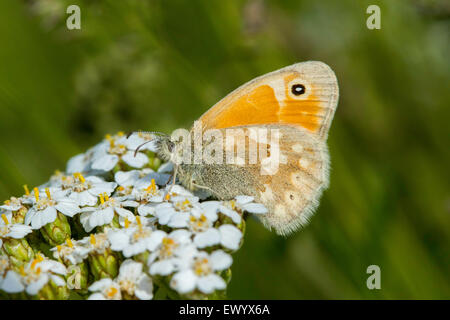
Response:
[[1, 196, 26, 212], [0, 130, 269, 300]]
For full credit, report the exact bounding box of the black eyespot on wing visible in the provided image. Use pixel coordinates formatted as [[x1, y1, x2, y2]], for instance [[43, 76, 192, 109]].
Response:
[[291, 84, 305, 96]]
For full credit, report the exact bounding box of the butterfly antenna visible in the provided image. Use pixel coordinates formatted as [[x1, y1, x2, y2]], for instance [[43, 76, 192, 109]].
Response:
[[133, 140, 154, 157], [127, 130, 167, 157], [127, 130, 166, 139]]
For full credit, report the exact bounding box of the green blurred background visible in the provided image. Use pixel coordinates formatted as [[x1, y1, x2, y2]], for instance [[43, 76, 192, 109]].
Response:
[[0, 0, 449, 299]]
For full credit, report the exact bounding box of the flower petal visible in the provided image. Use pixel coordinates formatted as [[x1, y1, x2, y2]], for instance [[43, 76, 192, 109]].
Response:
[[122, 151, 148, 168], [55, 200, 80, 217], [194, 229, 220, 248], [1, 271, 25, 293], [197, 274, 226, 294], [170, 269, 196, 294], [241, 203, 268, 215], [135, 274, 153, 300], [210, 250, 232, 271], [219, 206, 242, 224], [115, 170, 140, 187], [218, 225, 242, 250], [92, 154, 119, 171], [149, 259, 175, 276], [235, 195, 254, 204]]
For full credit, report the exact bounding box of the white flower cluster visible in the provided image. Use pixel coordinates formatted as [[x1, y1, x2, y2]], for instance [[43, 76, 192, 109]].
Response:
[[0, 132, 267, 299]]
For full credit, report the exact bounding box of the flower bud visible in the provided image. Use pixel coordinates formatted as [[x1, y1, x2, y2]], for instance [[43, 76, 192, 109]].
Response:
[[148, 156, 162, 171], [88, 249, 119, 280], [36, 280, 70, 300], [1, 238, 34, 268], [40, 212, 71, 246], [12, 207, 28, 224]]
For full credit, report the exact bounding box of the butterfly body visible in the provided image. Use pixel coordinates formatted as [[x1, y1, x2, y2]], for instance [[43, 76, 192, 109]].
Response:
[[155, 61, 338, 235]]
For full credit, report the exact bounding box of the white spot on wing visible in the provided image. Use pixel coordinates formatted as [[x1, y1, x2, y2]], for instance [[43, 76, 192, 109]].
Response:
[[292, 144, 304, 153], [299, 158, 310, 168]]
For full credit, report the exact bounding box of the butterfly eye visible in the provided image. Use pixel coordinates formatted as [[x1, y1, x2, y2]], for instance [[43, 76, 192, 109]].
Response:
[[291, 84, 306, 96], [167, 141, 175, 152]]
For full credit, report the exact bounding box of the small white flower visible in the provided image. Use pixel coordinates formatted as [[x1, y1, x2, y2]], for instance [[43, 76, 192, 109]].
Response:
[[78, 231, 111, 255], [192, 222, 242, 251], [16, 185, 37, 206], [115, 168, 165, 188], [24, 187, 80, 230], [88, 278, 122, 300], [147, 229, 195, 276], [171, 203, 242, 250], [79, 194, 138, 232], [114, 172, 170, 203], [91, 133, 150, 171], [0, 196, 26, 212], [66, 154, 90, 175], [154, 196, 200, 227], [218, 195, 268, 225], [116, 259, 153, 300], [232, 195, 268, 214], [66, 142, 106, 174], [54, 173, 117, 206], [50, 238, 90, 265], [88, 259, 153, 300], [6, 255, 67, 296], [125, 132, 158, 153], [170, 250, 232, 294], [108, 216, 165, 258], [0, 212, 33, 246], [114, 170, 143, 187], [134, 178, 165, 204]]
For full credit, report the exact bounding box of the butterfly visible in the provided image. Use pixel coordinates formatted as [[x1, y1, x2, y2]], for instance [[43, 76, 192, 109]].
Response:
[[135, 61, 338, 236]]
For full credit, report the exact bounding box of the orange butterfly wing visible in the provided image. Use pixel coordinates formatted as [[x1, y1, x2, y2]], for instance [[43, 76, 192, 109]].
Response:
[[197, 61, 338, 140]]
